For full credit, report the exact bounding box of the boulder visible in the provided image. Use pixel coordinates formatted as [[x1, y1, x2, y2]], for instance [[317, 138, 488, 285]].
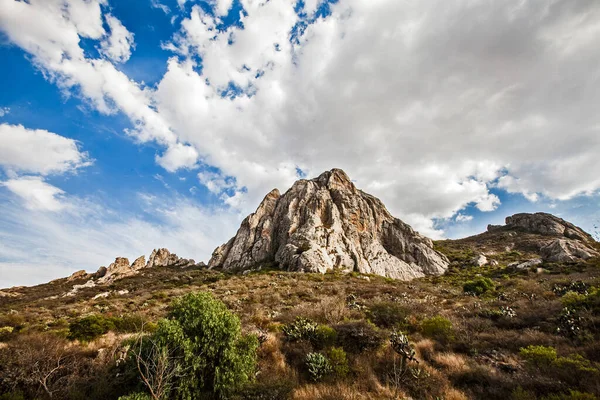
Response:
[[472, 254, 488, 267], [540, 239, 600, 263], [514, 259, 543, 270], [67, 270, 88, 281], [209, 169, 449, 280], [146, 248, 181, 268]]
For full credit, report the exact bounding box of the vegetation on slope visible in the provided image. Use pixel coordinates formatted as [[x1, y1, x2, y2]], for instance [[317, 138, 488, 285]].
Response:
[[1, 248, 600, 399]]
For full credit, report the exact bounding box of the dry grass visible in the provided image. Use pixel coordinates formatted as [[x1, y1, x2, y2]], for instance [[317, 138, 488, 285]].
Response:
[[432, 352, 470, 374], [292, 382, 399, 400]]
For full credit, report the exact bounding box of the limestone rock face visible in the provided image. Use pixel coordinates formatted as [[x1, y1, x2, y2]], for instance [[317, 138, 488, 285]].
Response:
[[504, 213, 594, 243], [131, 256, 146, 271], [541, 239, 600, 263], [209, 169, 449, 280], [67, 270, 88, 281], [99, 257, 133, 282], [146, 248, 181, 268]]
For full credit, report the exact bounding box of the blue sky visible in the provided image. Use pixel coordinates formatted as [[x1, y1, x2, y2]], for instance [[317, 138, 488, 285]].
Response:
[[0, 0, 599, 287]]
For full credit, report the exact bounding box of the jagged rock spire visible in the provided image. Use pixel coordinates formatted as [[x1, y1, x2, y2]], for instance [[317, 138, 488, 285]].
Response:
[[209, 168, 449, 280]]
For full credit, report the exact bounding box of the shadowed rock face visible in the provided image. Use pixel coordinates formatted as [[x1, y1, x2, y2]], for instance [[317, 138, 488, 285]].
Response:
[[209, 169, 449, 280]]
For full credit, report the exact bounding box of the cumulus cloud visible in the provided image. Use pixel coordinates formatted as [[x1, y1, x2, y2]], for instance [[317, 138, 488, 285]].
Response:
[[455, 213, 474, 223], [155, 142, 199, 172], [0, 107, 9, 117], [99, 14, 135, 63], [0, 191, 240, 287], [0, 123, 90, 175], [1, 176, 67, 212], [3, 0, 600, 238], [151, 0, 600, 236]]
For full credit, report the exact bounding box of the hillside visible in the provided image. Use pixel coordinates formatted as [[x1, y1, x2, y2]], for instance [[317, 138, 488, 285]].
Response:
[[1, 173, 600, 399]]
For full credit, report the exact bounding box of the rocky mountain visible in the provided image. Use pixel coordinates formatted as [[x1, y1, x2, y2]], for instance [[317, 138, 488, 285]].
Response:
[[437, 212, 599, 270], [487, 212, 599, 263], [208, 169, 449, 280]]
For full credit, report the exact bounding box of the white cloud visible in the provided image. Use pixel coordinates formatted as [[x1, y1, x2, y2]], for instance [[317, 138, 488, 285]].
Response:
[[3, 0, 600, 241], [151, 0, 600, 238], [1, 176, 67, 211], [0, 123, 90, 175], [198, 170, 235, 194], [155, 142, 199, 172], [151, 0, 171, 15], [0, 107, 9, 117], [100, 14, 135, 63], [0, 191, 240, 288], [455, 213, 474, 223]]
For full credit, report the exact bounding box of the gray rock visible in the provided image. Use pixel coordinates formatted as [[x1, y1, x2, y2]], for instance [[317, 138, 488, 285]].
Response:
[[472, 254, 488, 267], [540, 239, 599, 263], [505, 213, 594, 243], [209, 169, 449, 280], [146, 248, 181, 268], [514, 258, 543, 269]]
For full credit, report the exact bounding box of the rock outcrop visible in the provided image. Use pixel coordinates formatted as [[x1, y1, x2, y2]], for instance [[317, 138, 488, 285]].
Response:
[[541, 239, 599, 263], [486, 212, 599, 263], [97, 249, 197, 283], [489, 212, 594, 243], [209, 169, 449, 280]]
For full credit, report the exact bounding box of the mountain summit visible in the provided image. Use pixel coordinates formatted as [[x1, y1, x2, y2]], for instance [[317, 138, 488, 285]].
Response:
[[208, 169, 449, 280]]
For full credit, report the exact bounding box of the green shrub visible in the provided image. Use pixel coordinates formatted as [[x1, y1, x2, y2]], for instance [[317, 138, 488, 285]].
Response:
[[108, 314, 150, 333], [421, 316, 454, 344], [67, 314, 114, 341], [0, 392, 25, 400], [519, 345, 557, 368], [334, 321, 384, 353], [305, 353, 331, 382], [118, 393, 152, 400], [463, 277, 495, 295], [561, 291, 588, 308], [282, 317, 318, 342], [150, 292, 259, 398], [327, 347, 349, 378], [367, 302, 409, 328], [542, 390, 598, 400], [313, 325, 337, 349]]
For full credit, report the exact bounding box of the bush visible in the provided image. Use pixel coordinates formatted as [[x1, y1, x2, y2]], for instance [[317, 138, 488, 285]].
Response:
[[327, 347, 349, 378], [110, 314, 148, 333], [543, 390, 598, 400], [421, 316, 454, 344], [334, 321, 384, 353], [520, 345, 558, 368], [463, 277, 495, 296], [118, 393, 152, 400], [149, 292, 259, 398], [305, 353, 331, 382], [282, 317, 318, 342], [68, 315, 114, 341], [282, 318, 335, 349], [313, 325, 337, 349], [367, 302, 410, 329]]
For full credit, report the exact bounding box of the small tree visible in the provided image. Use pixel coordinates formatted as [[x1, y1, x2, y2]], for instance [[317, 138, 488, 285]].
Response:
[[130, 326, 182, 400], [149, 292, 259, 399]]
